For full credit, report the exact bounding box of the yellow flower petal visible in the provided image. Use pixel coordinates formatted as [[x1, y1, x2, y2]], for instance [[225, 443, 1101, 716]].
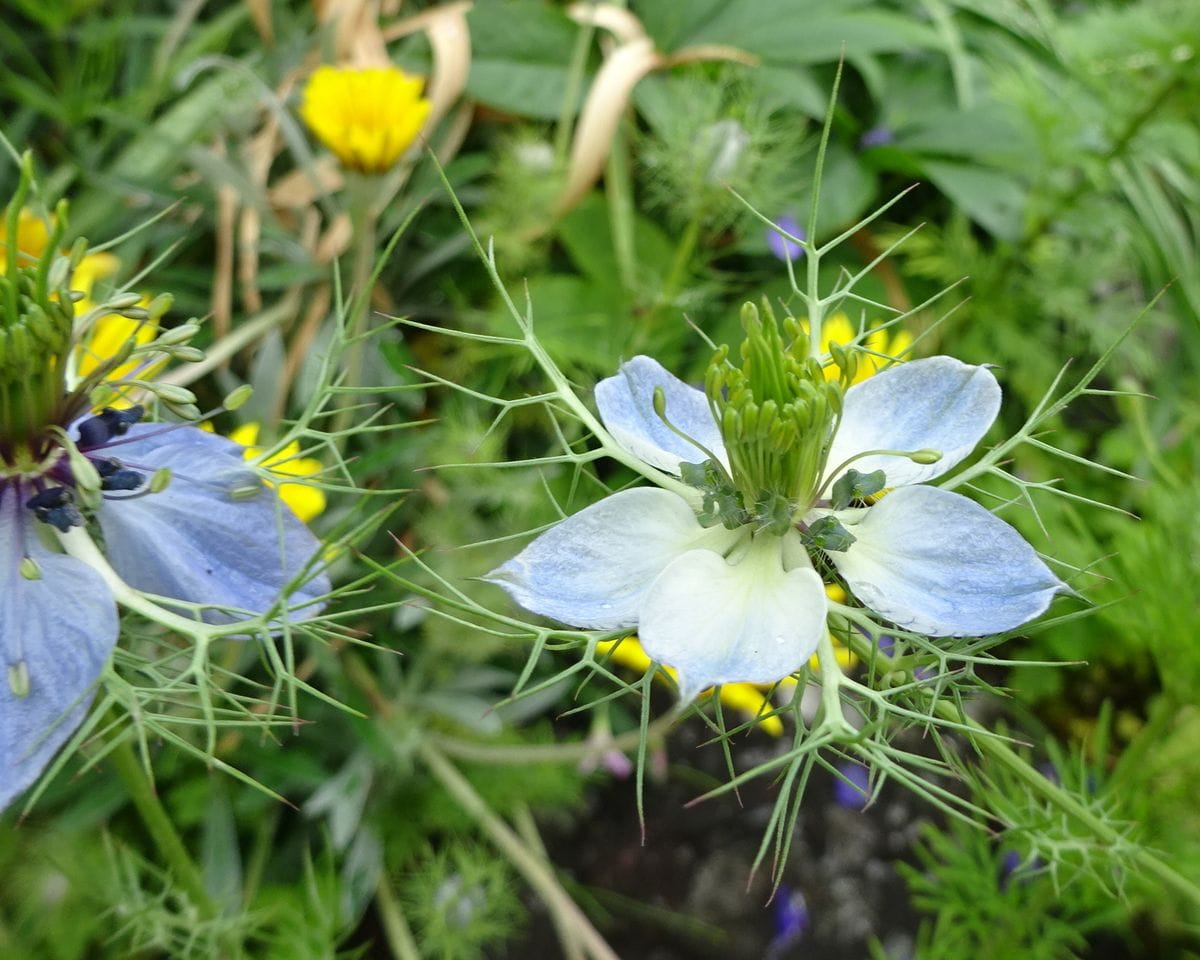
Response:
[[599, 637, 792, 735], [711, 682, 784, 736], [300, 65, 432, 174], [76, 306, 157, 380], [228, 422, 327, 523], [805, 313, 911, 385], [0, 208, 51, 266]]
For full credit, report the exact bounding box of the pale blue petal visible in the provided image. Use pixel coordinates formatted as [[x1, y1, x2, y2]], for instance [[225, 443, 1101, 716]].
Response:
[[1, 495, 117, 811], [96, 425, 329, 622], [829, 485, 1065, 636], [595, 356, 728, 475], [638, 530, 827, 703], [486, 488, 739, 629], [824, 357, 1000, 489]]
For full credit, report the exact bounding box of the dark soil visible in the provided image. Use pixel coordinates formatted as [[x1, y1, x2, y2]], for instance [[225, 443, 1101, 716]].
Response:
[[511, 717, 928, 960]]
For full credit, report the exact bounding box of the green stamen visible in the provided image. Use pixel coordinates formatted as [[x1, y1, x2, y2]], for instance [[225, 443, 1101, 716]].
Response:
[[704, 300, 856, 528], [0, 162, 75, 472]]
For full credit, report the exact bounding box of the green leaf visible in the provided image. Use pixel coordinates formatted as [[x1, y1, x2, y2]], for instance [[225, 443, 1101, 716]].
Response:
[[893, 102, 1038, 168], [921, 160, 1027, 240], [674, 3, 939, 63], [466, 0, 589, 119], [557, 191, 676, 293]]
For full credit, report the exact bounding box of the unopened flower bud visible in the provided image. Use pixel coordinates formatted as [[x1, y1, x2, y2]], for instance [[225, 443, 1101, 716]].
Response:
[[224, 383, 254, 411]]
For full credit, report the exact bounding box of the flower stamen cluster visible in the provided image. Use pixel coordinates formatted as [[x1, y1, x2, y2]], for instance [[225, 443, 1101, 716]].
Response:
[[704, 302, 854, 523]]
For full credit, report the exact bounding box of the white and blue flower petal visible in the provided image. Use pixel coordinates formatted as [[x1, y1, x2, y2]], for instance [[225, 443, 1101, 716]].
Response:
[[1, 501, 117, 811], [828, 485, 1065, 637], [638, 530, 827, 703], [96, 426, 329, 622], [595, 356, 728, 475], [824, 357, 1001, 489], [486, 487, 739, 630]]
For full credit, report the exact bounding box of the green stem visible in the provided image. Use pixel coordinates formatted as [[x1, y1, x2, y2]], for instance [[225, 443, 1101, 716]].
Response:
[[429, 712, 674, 766], [375, 870, 422, 960], [333, 175, 381, 439], [514, 804, 585, 960], [806, 59, 845, 357], [109, 738, 218, 920], [417, 742, 621, 960], [605, 119, 637, 295], [637, 210, 701, 352]]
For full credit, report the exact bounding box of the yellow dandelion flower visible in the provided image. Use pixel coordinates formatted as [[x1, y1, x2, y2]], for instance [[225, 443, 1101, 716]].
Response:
[[300, 65, 432, 174], [229, 423, 327, 523]]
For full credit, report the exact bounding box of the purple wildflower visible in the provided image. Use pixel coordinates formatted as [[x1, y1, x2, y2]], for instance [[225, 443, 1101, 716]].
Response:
[[766, 215, 805, 263], [766, 885, 809, 957], [832, 760, 871, 810], [859, 125, 895, 150]]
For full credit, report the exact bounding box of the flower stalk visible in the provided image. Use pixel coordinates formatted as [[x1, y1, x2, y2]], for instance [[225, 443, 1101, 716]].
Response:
[[109, 737, 218, 920]]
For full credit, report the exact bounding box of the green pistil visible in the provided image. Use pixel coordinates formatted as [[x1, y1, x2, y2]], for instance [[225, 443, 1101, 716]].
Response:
[[705, 300, 854, 527], [1, 165, 75, 469]]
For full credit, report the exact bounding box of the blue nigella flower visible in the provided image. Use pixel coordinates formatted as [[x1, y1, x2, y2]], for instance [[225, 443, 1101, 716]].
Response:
[[766, 214, 806, 263], [1, 406, 330, 811], [486, 339, 1065, 704], [0, 194, 331, 811]]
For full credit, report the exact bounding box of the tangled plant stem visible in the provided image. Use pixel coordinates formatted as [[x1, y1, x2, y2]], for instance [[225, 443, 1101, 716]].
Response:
[[416, 741, 621, 960]]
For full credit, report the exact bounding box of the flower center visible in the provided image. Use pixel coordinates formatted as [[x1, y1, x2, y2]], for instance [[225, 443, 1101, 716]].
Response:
[[700, 301, 856, 531], [0, 212, 75, 472]]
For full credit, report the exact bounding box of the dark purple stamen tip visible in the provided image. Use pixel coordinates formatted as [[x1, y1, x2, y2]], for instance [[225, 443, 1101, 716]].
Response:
[[77, 405, 145, 449], [94, 457, 145, 492], [25, 487, 85, 532]]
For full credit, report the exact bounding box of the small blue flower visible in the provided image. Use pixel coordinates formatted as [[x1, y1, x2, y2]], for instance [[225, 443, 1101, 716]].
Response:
[[1, 409, 329, 811], [859, 125, 895, 150], [766, 215, 806, 263], [999, 848, 1044, 889], [767, 884, 809, 956], [832, 760, 871, 811]]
